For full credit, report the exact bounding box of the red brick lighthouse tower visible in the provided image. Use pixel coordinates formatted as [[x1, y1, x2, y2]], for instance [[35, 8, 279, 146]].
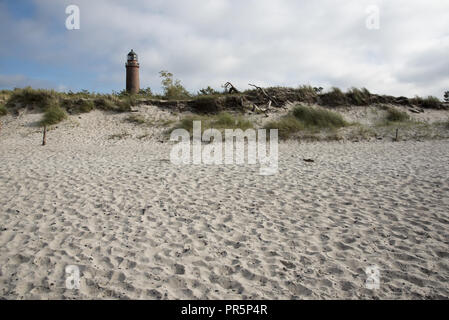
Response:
[[126, 49, 140, 94]]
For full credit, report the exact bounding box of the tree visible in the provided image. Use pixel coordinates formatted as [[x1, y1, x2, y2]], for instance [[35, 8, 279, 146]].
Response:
[[444, 91, 449, 103], [159, 70, 191, 100]]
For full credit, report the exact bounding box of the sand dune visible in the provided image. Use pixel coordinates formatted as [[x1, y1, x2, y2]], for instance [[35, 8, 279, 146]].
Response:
[[0, 110, 448, 299]]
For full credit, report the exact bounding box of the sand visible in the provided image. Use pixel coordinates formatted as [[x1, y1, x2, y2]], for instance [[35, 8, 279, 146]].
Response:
[[0, 109, 448, 299]]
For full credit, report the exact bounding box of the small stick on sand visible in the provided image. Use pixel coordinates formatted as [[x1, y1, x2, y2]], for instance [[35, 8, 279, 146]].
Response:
[[42, 126, 47, 146]]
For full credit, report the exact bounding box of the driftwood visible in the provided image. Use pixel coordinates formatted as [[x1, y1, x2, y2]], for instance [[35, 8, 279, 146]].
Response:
[[223, 82, 240, 94], [252, 103, 270, 117], [248, 83, 280, 107]]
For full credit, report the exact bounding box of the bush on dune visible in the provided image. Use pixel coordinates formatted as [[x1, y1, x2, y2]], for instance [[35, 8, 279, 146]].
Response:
[[40, 105, 68, 126]]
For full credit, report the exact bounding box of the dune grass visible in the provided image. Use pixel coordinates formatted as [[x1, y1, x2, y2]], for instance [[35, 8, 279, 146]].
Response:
[[264, 116, 305, 140], [4, 87, 133, 114], [411, 96, 441, 109], [292, 105, 347, 128], [264, 105, 348, 139], [173, 112, 253, 135], [6, 87, 58, 110], [40, 105, 68, 126], [385, 107, 410, 123], [320, 87, 347, 106], [346, 87, 371, 105]]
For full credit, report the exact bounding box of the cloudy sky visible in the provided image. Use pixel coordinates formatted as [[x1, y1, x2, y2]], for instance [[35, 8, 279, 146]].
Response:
[[1, 0, 448, 98]]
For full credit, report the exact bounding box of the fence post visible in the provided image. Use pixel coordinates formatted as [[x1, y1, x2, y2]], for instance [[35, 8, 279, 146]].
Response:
[[42, 126, 47, 146]]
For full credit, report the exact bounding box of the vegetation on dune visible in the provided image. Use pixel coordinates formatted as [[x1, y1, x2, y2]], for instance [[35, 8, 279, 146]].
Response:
[[384, 107, 410, 123], [320, 87, 347, 106], [264, 105, 348, 139], [0, 104, 7, 116], [6, 87, 59, 110], [172, 112, 253, 135], [292, 104, 347, 128], [40, 105, 68, 126], [0, 78, 447, 133], [265, 116, 305, 140], [2, 87, 135, 115], [197, 86, 221, 96], [61, 98, 95, 114], [411, 96, 441, 109], [345, 87, 371, 106], [160, 70, 191, 100], [296, 85, 319, 104]]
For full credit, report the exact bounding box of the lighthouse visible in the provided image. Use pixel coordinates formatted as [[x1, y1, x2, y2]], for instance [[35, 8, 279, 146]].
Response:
[[126, 49, 140, 94]]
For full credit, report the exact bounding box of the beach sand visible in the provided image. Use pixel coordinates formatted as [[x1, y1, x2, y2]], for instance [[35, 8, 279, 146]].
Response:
[[0, 110, 448, 299]]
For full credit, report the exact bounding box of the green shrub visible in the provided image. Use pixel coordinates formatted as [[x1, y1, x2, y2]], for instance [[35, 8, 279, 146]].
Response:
[[0, 104, 7, 116], [444, 91, 449, 103], [160, 70, 191, 100], [292, 105, 347, 129], [385, 107, 410, 122], [320, 87, 347, 106], [40, 105, 68, 126]]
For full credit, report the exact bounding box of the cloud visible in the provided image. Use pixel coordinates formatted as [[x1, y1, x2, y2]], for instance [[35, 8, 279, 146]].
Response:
[[1, 0, 448, 97], [0, 74, 61, 90]]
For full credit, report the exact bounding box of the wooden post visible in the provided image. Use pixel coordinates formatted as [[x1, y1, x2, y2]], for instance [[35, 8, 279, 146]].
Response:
[[42, 126, 47, 146], [395, 128, 399, 141]]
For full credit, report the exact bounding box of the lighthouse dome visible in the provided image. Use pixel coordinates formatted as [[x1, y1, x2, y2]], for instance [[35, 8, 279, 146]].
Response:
[[127, 49, 138, 61]]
